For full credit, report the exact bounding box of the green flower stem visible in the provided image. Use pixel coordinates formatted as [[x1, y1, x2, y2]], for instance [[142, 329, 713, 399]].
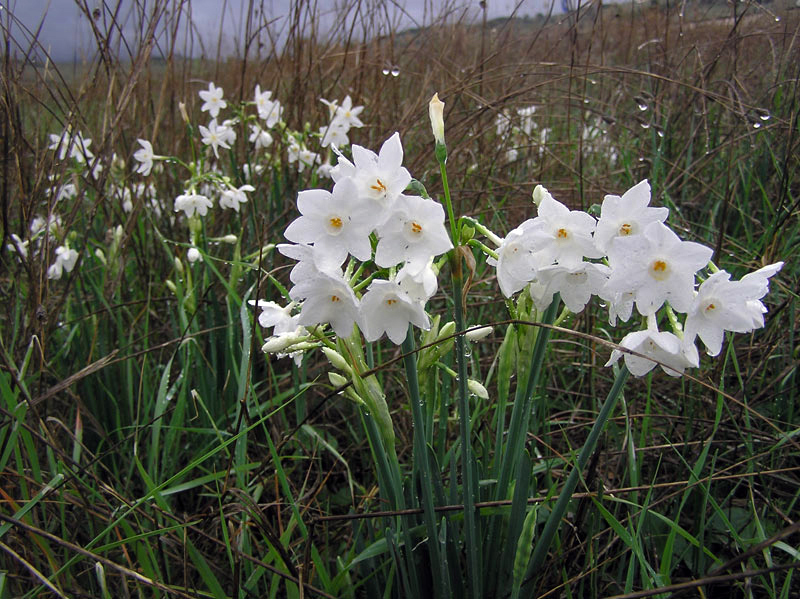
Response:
[[402, 327, 448, 598], [494, 297, 560, 500], [450, 251, 481, 599], [437, 145, 480, 597], [439, 158, 459, 245], [525, 364, 630, 579]]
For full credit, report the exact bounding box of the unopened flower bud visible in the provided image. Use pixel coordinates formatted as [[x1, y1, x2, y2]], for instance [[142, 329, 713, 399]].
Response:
[[165, 279, 177, 294], [94, 248, 106, 265], [178, 102, 190, 125], [465, 325, 493, 341], [322, 347, 353, 375], [532, 184, 553, 207], [262, 331, 305, 354], [173, 256, 184, 275], [429, 93, 445, 146], [328, 372, 348, 388], [467, 379, 489, 400], [187, 247, 202, 263], [221, 234, 238, 244]]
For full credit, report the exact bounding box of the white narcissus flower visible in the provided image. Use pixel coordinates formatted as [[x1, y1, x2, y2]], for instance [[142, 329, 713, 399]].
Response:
[[359, 279, 430, 344], [606, 316, 699, 377], [133, 139, 155, 176], [174, 192, 213, 217], [594, 180, 669, 253], [684, 262, 783, 356], [487, 219, 539, 297], [316, 162, 334, 179], [254, 85, 283, 127], [605, 221, 713, 316], [290, 272, 361, 338], [277, 242, 343, 285], [248, 124, 273, 151], [527, 191, 603, 267], [319, 123, 349, 148], [297, 148, 321, 172], [375, 194, 453, 273], [534, 262, 611, 314], [199, 82, 227, 118], [283, 178, 373, 270], [219, 184, 255, 212], [7, 234, 29, 259], [330, 95, 364, 130], [249, 300, 300, 334], [47, 246, 79, 280], [349, 132, 412, 225], [199, 119, 231, 159], [396, 261, 438, 304]]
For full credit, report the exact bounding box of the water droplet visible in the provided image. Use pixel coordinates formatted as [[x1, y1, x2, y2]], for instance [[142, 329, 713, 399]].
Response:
[[391, 67, 400, 77], [583, 98, 590, 104], [756, 108, 771, 121], [654, 125, 665, 138], [678, 11, 684, 17], [752, 122, 762, 129], [381, 68, 390, 76], [775, 17, 780, 22], [638, 156, 645, 162], [640, 121, 650, 129]]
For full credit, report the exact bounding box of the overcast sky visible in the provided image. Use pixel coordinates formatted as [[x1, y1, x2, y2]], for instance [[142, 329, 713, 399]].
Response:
[[4, 0, 570, 62]]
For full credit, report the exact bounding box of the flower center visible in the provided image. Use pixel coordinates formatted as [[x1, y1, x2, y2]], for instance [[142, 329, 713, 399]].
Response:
[[326, 216, 344, 234], [385, 298, 397, 306], [703, 301, 718, 313], [371, 178, 387, 194], [330, 295, 340, 303], [619, 223, 633, 236], [556, 228, 569, 239], [649, 259, 670, 281]]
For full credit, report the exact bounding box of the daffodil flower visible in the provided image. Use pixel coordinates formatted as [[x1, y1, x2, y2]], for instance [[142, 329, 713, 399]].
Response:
[[684, 262, 783, 356], [349, 132, 411, 224], [199, 119, 231, 159], [199, 82, 227, 118], [132, 139, 156, 176], [290, 272, 361, 338], [606, 315, 699, 377], [487, 220, 539, 297], [375, 194, 453, 273], [594, 180, 669, 253], [605, 221, 713, 315], [359, 279, 430, 344], [527, 191, 603, 267], [283, 178, 373, 269], [174, 192, 213, 217], [47, 245, 79, 280], [219, 184, 255, 212]]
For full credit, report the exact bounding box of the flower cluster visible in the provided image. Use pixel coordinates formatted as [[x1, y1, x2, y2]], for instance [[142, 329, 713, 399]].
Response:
[[255, 133, 452, 358], [488, 180, 782, 376]]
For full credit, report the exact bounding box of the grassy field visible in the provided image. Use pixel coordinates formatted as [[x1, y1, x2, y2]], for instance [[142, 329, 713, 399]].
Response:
[[1, 0, 799, 597]]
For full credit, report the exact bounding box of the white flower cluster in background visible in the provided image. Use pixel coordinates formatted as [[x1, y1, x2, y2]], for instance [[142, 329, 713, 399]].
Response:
[[254, 133, 452, 359], [488, 180, 782, 376]]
